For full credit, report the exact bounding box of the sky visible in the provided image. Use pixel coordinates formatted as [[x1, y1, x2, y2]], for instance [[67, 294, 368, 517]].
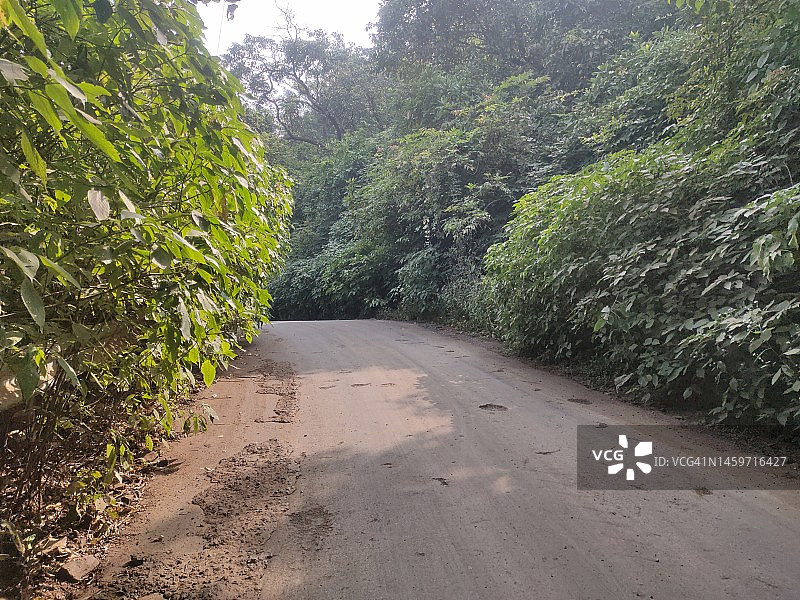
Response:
[[196, 0, 382, 55]]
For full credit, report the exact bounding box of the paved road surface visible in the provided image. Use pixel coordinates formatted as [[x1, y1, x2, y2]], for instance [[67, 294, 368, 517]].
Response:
[[257, 320, 799, 600], [96, 320, 800, 600]]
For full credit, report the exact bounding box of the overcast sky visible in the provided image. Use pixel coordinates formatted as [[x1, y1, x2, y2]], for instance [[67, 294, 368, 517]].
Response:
[[196, 0, 382, 55]]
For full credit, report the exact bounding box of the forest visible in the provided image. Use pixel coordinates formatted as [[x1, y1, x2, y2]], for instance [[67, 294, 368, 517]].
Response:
[[1, 0, 799, 591], [229, 0, 800, 429]]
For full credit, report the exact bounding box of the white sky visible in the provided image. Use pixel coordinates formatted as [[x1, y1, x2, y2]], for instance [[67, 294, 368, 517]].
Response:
[[196, 0, 382, 55]]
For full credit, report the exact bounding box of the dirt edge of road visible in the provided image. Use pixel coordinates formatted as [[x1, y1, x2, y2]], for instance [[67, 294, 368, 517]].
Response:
[[54, 353, 303, 600]]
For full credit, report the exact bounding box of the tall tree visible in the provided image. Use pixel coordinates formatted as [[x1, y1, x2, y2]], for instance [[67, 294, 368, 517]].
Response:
[[226, 13, 388, 146], [373, 0, 674, 89]]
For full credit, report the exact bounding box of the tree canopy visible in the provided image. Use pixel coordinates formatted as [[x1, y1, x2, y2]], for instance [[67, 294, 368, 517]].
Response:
[[233, 0, 800, 429]]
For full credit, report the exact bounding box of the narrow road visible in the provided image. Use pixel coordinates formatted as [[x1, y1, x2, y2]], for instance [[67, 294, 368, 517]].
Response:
[[259, 320, 800, 600], [98, 320, 800, 599]]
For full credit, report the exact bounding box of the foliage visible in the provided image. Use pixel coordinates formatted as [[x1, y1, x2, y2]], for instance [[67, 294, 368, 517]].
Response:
[[245, 0, 800, 430], [256, 0, 685, 327], [270, 222, 392, 319], [573, 28, 701, 153], [287, 133, 377, 258], [226, 19, 388, 146], [373, 0, 676, 88], [485, 1, 800, 426], [269, 71, 579, 322], [0, 0, 291, 554]]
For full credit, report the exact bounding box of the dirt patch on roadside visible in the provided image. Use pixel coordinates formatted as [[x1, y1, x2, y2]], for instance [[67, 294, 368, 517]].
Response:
[[254, 360, 298, 424], [101, 441, 298, 600], [50, 352, 303, 600]]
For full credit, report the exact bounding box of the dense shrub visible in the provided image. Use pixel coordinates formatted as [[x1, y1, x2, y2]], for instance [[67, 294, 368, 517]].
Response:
[[485, 7, 800, 426], [0, 0, 292, 543]]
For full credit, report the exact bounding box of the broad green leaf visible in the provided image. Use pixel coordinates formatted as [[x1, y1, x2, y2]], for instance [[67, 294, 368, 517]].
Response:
[[151, 247, 172, 268], [153, 26, 167, 47], [15, 352, 40, 400], [178, 300, 191, 340], [614, 373, 633, 387], [1, 246, 39, 279], [48, 68, 86, 102], [0, 58, 27, 83], [40, 255, 81, 288], [119, 190, 137, 212], [201, 359, 216, 387], [21, 55, 48, 77], [187, 347, 200, 364], [1, 330, 24, 349], [45, 84, 120, 162], [52, 0, 82, 39], [120, 210, 145, 222], [172, 232, 206, 264], [56, 355, 80, 388], [20, 129, 46, 183], [71, 321, 94, 342], [73, 116, 121, 162], [76, 107, 101, 125], [44, 82, 76, 114], [4, 0, 48, 56], [28, 92, 62, 132], [191, 210, 210, 231], [158, 396, 174, 434], [21, 279, 45, 329], [77, 81, 110, 101]]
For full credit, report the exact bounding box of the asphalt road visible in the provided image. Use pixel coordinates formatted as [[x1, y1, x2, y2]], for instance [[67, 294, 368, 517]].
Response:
[[256, 320, 800, 600]]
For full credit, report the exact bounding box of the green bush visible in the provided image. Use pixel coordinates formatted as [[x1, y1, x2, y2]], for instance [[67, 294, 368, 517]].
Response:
[[0, 0, 292, 533], [485, 47, 800, 426], [271, 225, 392, 320]]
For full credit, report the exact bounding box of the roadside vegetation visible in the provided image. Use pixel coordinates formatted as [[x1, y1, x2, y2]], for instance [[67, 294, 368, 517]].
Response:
[[3, 0, 800, 592], [0, 0, 291, 587], [236, 0, 800, 430]]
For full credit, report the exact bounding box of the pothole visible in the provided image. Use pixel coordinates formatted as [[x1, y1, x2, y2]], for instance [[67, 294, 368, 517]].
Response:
[[565, 397, 592, 405]]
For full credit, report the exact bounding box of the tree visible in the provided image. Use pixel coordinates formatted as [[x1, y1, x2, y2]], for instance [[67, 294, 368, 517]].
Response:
[[0, 0, 291, 552], [226, 12, 388, 146], [373, 0, 675, 89]]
